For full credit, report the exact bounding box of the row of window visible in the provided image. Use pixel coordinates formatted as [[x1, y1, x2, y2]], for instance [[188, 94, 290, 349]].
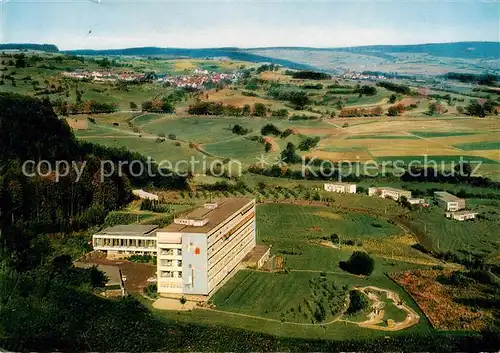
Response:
[[159, 248, 182, 256], [208, 222, 254, 267], [158, 282, 182, 288], [159, 271, 182, 278], [207, 204, 254, 246], [208, 239, 254, 290], [208, 235, 254, 282], [159, 259, 182, 267]]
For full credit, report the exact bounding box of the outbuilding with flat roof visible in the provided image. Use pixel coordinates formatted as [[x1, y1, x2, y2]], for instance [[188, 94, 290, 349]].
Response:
[[93, 224, 158, 259], [434, 191, 466, 211]]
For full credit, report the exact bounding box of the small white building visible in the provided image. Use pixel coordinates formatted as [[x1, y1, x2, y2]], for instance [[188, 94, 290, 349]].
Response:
[[92, 225, 159, 259], [324, 183, 357, 194], [133, 189, 159, 201], [368, 187, 412, 201], [408, 198, 426, 205], [446, 210, 478, 221]]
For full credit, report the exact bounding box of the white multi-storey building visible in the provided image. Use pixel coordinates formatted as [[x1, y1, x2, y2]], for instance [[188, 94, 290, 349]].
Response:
[[324, 183, 357, 194], [92, 198, 259, 299], [156, 198, 256, 297]]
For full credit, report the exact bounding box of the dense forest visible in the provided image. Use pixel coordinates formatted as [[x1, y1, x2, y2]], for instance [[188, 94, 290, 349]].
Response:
[[0, 93, 187, 234]]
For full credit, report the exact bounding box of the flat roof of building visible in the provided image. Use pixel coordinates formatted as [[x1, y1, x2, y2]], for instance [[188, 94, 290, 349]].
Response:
[[160, 198, 254, 234], [98, 224, 158, 236], [74, 262, 122, 286], [242, 244, 270, 263], [375, 187, 410, 193], [448, 210, 478, 216], [434, 191, 463, 202], [324, 182, 356, 186]]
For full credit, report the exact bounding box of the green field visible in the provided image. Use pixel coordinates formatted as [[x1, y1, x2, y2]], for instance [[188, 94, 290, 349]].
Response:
[[454, 141, 500, 151], [346, 135, 418, 140], [410, 131, 478, 138], [202, 137, 267, 162], [403, 205, 500, 263], [376, 155, 499, 165], [212, 270, 346, 323]]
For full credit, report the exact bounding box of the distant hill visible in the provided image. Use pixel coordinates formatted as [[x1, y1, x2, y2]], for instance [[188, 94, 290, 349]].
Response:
[[2, 41, 497, 71], [248, 42, 500, 60], [328, 42, 500, 60], [63, 47, 315, 70], [0, 43, 59, 52]]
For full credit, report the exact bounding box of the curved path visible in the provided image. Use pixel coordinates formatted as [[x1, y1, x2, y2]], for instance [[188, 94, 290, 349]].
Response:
[[341, 286, 420, 331]]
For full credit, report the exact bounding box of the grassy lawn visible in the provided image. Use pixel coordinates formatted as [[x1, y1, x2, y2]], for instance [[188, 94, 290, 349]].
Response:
[[141, 116, 265, 144], [132, 113, 167, 125], [153, 269, 432, 340], [202, 136, 266, 162], [212, 270, 347, 323], [403, 205, 500, 263]]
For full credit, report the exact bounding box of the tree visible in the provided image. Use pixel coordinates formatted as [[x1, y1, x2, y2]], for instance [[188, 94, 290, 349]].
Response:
[[264, 142, 272, 153], [339, 251, 375, 276], [465, 100, 496, 117], [358, 85, 377, 96], [129, 101, 138, 110], [232, 124, 248, 135], [389, 94, 397, 104], [289, 91, 310, 110], [253, 103, 267, 117], [428, 102, 446, 115], [242, 104, 251, 116], [387, 103, 405, 116], [346, 290, 369, 315]]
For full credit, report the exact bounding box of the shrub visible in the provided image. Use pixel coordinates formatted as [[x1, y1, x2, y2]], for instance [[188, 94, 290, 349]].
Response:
[[232, 124, 248, 135], [346, 290, 369, 315], [339, 251, 375, 276]]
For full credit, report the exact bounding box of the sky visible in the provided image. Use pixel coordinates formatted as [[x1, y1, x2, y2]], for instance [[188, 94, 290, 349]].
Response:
[[1, 0, 499, 50]]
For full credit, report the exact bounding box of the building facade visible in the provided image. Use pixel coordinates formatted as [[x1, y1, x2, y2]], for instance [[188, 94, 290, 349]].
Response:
[[156, 198, 256, 297], [446, 211, 478, 221], [408, 198, 426, 205], [92, 225, 158, 259], [368, 187, 412, 201], [132, 189, 159, 201], [324, 183, 357, 194], [434, 191, 466, 211]]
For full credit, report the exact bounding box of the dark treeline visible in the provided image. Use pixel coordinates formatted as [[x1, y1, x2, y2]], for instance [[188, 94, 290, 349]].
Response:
[[53, 98, 118, 115], [188, 101, 268, 117], [400, 166, 500, 190], [290, 70, 331, 80], [444, 72, 498, 86], [0, 43, 59, 52], [376, 81, 412, 95], [248, 163, 500, 194]]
